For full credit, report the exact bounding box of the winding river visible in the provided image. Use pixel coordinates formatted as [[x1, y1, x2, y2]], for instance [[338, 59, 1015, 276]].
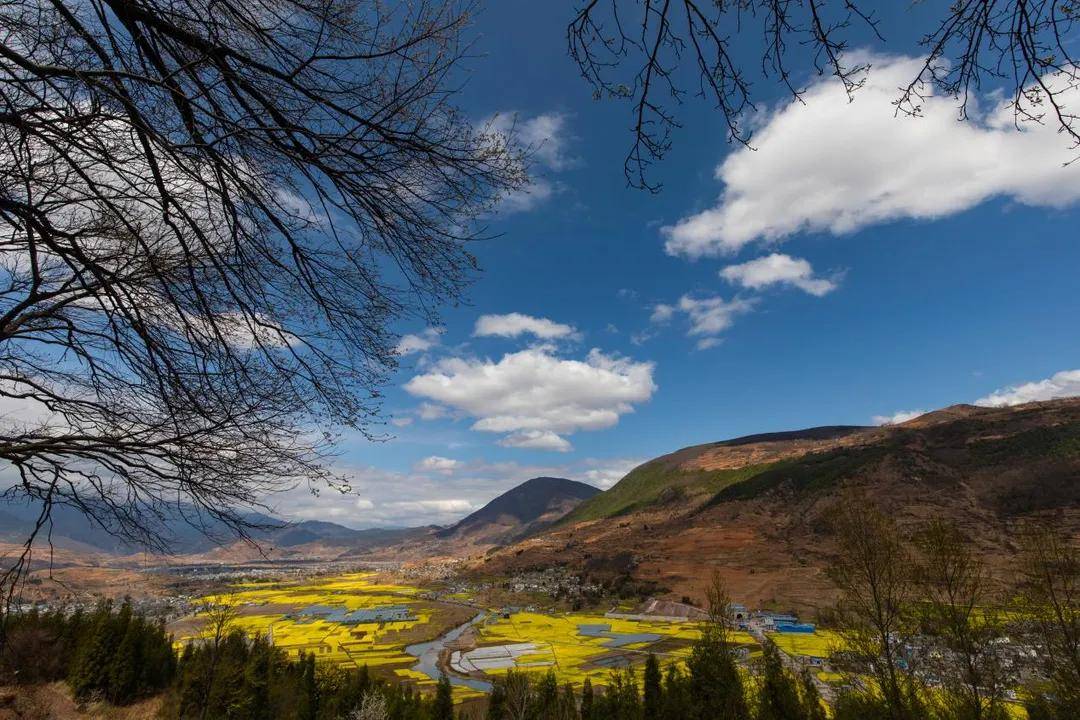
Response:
[[405, 612, 492, 692]]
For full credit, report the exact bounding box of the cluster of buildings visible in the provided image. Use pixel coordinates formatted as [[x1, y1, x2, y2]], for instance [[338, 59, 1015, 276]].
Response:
[[731, 605, 816, 634]]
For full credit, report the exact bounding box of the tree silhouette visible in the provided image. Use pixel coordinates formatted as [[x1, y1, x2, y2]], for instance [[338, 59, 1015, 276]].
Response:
[[0, 0, 526, 612], [568, 1, 1080, 190]]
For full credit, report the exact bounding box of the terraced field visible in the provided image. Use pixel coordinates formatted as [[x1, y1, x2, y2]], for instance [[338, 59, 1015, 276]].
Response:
[[178, 573, 761, 697], [176, 572, 478, 697], [460, 611, 757, 687]]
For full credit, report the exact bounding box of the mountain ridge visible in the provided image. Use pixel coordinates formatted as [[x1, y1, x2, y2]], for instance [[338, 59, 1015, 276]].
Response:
[[474, 397, 1080, 610], [437, 476, 600, 545]]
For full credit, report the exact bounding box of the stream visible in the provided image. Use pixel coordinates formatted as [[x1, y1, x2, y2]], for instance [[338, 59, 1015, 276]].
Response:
[[405, 612, 492, 692]]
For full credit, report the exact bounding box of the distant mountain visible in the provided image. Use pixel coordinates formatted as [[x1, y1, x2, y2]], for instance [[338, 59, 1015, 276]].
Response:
[[478, 398, 1080, 611], [0, 500, 418, 556], [437, 477, 601, 545]]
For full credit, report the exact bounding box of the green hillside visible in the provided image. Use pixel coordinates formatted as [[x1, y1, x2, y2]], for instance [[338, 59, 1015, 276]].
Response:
[[561, 458, 773, 523]]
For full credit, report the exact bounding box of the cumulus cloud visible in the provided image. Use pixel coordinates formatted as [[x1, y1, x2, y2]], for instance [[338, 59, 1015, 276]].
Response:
[[720, 254, 838, 296], [474, 313, 576, 340], [498, 180, 557, 214], [486, 112, 573, 214], [676, 295, 755, 349], [390, 416, 414, 428], [872, 409, 927, 426], [403, 347, 656, 450], [417, 402, 451, 421], [650, 304, 676, 323], [975, 369, 1080, 407], [395, 327, 442, 356], [488, 112, 573, 170], [662, 54, 1080, 258], [265, 456, 641, 527], [580, 457, 644, 489], [498, 430, 573, 452], [414, 456, 464, 474]]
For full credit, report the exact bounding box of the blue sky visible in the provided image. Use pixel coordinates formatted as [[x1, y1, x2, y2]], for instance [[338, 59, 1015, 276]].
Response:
[[274, 2, 1080, 528]]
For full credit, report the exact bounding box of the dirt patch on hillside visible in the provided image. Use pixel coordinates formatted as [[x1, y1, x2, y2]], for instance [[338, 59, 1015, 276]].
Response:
[[0, 683, 161, 720]]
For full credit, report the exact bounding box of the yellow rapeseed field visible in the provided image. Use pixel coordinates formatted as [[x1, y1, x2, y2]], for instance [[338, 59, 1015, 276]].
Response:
[[470, 611, 755, 688]]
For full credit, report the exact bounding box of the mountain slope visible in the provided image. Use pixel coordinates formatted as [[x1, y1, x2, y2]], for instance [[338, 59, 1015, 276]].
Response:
[[437, 477, 600, 545], [0, 500, 417, 556], [562, 425, 871, 523], [477, 399, 1080, 611]]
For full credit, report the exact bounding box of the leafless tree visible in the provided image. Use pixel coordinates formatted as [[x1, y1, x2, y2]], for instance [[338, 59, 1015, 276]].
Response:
[[349, 693, 389, 720], [914, 520, 1009, 720], [1016, 523, 1080, 718], [503, 670, 532, 720], [0, 0, 525, 610], [828, 497, 923, 720], [194, 595, 239, 720], [568, 1, 1080, 190]]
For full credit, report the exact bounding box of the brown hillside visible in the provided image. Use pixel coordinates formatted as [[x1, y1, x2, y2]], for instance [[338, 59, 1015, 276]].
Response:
[[473, 398, 1080, 614]]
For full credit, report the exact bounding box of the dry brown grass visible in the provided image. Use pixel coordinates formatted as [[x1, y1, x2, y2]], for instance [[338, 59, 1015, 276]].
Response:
[[0, 683, 161, 720]]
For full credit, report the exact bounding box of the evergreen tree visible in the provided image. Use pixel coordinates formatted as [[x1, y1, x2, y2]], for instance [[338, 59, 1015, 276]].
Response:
[[534, 669, 560, 720], [660, 665, 691, 720], [603, 667, 642, 720], [243, 636, 272, 720], [433, 674, 455, 720], [69, 600, 119, 701], [300, 652, 319, 720], [106, 614, 143, 704], [754, 640, 804, 720], [684, 573, 750, 720], [559, 683, 578, 720], [799, 669, 827, 720], [643, 654, 662, 720], [580, 677, 595, 720]]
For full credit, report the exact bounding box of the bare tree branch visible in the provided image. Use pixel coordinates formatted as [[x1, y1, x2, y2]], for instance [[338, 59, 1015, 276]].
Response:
[[0, 0, 526, 616]]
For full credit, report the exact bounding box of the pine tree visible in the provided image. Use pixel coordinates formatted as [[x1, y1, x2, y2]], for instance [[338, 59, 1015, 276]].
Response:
[[106, 615, 142, 704], [580, 677, 595, 720], [660, 665, 690, 720], [755, 640, 804, 720], [69, 600, 119, 701], [534, 669, 560, 719], [559, 683, 578, 720], [433, 674, 455, 720], [244, 637, 272, 720], [643, 654, 662, 720], [687, 625, 749, 720], [799, 669, 827, 720], [300, 652, 318, 720], [688, 574, 750, 720]]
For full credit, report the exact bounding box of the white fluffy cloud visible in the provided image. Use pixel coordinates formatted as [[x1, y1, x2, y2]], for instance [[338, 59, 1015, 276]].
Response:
[[976, 369, 1080, 407], [721, 254, 838, 296], [662, 55, 1080, 258], [403, 347, 656, 451], [498, 430, 573, 452], [650, 304, 675, 323], [872, 409, 926, 426], [672, 295, 755, 349], [395, 327, 442, 356], [579, 457, 644, 489], [265, 456, 641, 527], [414, 456, 464, 474], [487, 112, 572, 214], [474, 313, 576, 340], [489, 112, 573, 170]]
